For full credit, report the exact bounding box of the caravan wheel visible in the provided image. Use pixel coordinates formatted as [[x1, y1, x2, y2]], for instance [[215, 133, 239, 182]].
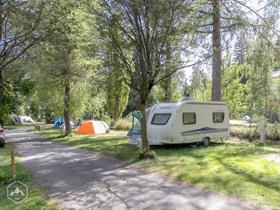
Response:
[[0, 137, 5, 148], [202, 137, 210, 146]]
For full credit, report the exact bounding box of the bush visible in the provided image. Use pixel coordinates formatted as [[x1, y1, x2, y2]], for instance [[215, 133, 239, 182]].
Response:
[[115, 118, 131, 130], [100, 114, 112, 125], [0, 104, 10, 125], [230, 125, 257, 140], [266, 124, 280, 141], [230, 124, 280, 141]]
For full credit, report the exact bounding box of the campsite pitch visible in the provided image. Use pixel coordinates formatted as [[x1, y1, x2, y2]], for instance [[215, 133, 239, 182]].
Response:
[[5, 127, 261, 210]]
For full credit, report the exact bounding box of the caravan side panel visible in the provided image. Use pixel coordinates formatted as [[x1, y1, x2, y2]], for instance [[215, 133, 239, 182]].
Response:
[[146, 101, 229, 145], [178, 103, 229, 143]]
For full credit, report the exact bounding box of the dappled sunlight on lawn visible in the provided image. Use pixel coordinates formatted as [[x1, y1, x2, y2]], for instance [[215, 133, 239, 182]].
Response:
[[139, 142, 280, 209]]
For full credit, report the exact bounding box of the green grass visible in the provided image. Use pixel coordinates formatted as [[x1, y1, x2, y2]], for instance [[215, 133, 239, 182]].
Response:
[[34, 128, 280, 210], [140, 143, 280, 210], [0, 144, 57, 210]]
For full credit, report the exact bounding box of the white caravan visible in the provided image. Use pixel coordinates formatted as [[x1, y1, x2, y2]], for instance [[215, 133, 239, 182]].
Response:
[[130, 100, 229, 146]]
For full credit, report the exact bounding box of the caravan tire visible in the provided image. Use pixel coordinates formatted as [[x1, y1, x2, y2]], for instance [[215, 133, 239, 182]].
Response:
[[0, 137, 5, 148], [202, 137, 210, 146]]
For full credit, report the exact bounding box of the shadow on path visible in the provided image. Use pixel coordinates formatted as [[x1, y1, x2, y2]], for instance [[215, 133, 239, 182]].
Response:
[[5, 128, 259, 210]]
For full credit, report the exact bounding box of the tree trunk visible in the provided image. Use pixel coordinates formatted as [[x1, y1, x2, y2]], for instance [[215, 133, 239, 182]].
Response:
[[0, 70, 3, 104], [89, 112, 94, 120], [139, 101, 149, 151], [0, 2, 3, 104], [164, 41, 172, 102], [64, 79, 71, 135], [211, 0, 222, 101]]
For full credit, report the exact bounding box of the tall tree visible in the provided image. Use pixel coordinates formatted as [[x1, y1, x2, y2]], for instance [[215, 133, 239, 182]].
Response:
[[211, 0, 222, 101], [105, 53, 130, 122], [34, 1, 92, 135], [164, 41, 173, 102], [91, 0, 194, 155], [187, 66, 211, 101], [233, 32, 247, 63], [222, 63, 251, 118], [247, 39, 274, 118], [0, 0, 56, 104], [196, 0, 274, 101], [100, 18, 130, 122]]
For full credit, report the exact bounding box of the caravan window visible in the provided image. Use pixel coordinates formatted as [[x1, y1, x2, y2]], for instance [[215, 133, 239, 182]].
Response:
[[213, 112, 224, 123], [151, 113, 171, 125], [183, 112, 196, 125]]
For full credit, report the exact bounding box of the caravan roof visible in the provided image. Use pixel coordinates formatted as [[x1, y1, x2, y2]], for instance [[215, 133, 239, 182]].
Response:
[[150, 103, 178, 113], [180, 100, 227, 105], [150, 100, 227, 113]]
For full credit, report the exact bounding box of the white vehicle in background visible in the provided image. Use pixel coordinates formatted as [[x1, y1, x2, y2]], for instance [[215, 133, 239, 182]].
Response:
[[18, 115, 34, 123], [9, 114, 34, 125], [241, 115, 251, 122], [129, 100, 229, 146]]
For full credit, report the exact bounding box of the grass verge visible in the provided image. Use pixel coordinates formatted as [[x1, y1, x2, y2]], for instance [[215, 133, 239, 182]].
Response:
[[34, 128, 280, 210], [0, 144, 58, 210]]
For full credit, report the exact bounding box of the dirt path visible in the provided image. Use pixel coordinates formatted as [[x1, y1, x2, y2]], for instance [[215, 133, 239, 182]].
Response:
[[6, 128, 258, 210]]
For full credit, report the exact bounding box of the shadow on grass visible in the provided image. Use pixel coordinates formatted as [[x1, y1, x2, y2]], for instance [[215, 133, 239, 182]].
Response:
[[152, 141, 277, 159], [151, 141, 225, 150], [217, 157, 280, 192]]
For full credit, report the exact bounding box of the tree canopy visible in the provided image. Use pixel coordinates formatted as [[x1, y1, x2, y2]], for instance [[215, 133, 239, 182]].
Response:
[[0, 0, 279, 153]]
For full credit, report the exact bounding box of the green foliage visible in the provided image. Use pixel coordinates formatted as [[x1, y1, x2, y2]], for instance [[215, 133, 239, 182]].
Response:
[[158, 71, 184, 103], [0, 104, 10, 125], [222, 63, 252, 118], [270, 77, 280, 122], [106, 67, 129, 121], [0, 82, 14, 123], [115, 118, 131, 130], [19, 1, 105, 122], [148, 85, 165, 105], [0, 76, 25, 124], [184, 67, 211, 101], [186, 40, 276, 120], [123, 88, 140, 115], [1, 0, 279, 126], [246, 40, 274, 117]]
